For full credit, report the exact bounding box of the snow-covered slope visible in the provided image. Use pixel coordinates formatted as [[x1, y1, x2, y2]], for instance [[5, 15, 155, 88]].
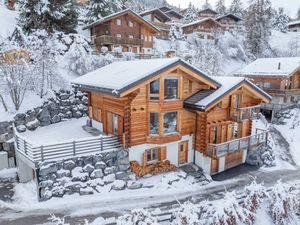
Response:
[[269, 30, 300, 56], [0, 4, 19, 39]]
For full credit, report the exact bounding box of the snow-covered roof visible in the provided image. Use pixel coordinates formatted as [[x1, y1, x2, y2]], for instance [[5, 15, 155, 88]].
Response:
[[198, 8, 218, 15], [140, 8, 172, 22], [181, 18, 222, 28], [84, 9, 159, 32], [72, 58, 220, 96], [164, 10, 184, 19], [216, 13, 242, 22], [184, 77, 271, 110], [234, 57, 300, 77], [288, 20, 300, 26]]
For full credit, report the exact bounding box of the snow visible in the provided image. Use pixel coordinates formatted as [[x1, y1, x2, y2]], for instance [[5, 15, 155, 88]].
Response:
[[269, 30, 300, 55], [288, 20, 300, 26], [21, 117, 93, 146], [72, 58, 180, 92], [0, 168, 17, 179], [234, 56, 300, 77], [0, 4, 19, 39]]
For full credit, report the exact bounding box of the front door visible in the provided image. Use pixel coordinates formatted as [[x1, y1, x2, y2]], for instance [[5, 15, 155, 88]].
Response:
[[178, 141, 188, 165]]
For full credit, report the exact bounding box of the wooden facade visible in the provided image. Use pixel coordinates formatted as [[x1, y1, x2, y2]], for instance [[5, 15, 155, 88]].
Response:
[[87, 10, 158, 53], [215, 14, 243, 31], [198, 8, 218, 19]]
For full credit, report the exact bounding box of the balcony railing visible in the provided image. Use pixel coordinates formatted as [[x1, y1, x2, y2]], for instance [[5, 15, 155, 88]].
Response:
[[207, 130, 268, 158], [230, 105, 261, 122], [92, 35, 144, 46], [263, 88, 300, 95]]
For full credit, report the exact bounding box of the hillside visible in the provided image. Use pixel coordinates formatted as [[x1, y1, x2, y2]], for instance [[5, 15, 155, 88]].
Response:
[[0, 3, 19, 39]]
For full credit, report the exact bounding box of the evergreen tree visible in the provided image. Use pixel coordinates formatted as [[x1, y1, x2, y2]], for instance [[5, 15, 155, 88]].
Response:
[[272, 8, 290, 33], [19, 0, 78, 34], [245, 0, 273, 58], [229, 0, 244, 18], [202, 0, 212, 10], [183, 2, 199, 23], [215, 0, 226, 15], [169, 21, 184, 50], [86, 0, 113, 24]]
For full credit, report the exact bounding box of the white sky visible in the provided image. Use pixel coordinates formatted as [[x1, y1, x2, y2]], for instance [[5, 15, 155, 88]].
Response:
[[166, 0, 299, 18]]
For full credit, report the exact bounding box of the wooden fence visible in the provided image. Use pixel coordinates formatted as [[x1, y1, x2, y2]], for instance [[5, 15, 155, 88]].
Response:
[[14, 130, 123, 163]]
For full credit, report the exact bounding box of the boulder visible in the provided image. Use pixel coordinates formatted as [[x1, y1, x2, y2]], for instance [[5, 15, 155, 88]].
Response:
[[118, 157, 129, 165], [56, 169, 71, 178], [80, 187, 94, 195], [51, 115, 61, 124], [95, 161, 106, 170], [115, 171, 128, 180], [127, 181, 143, 190], [117, 150, 128, 160], [104, 166, 117, 175], [73, 111, 82, 118], [0, 133, 8, 143], [40, 188, 52, 200], [59, 93, 70, 100], [52, 186, 65, 198], [16, 125, 26, 133], [25, 110, 36, 123], [103, 174, 115, 184], [14, 113, 26, 126], [90, 169, 104, 179], [39, 163, 58, 176], [37, 108, 51, 126], [118, 164, 130, 171], [39, 180, 54, 188], [25, 119, 40, 131], [83, 164, 95, 174], [71, 167, 89, 182], [111, 180, 126, 191], [104, 151, 117, 160], [63, 160, 76, 170], [83, 156, 94, 166]]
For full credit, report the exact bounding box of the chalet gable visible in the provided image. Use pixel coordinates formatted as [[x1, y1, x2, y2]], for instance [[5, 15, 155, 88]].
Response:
[[72, 58, 220, 97], [216, 13, 242, 22], [140, 8, 172, 23]]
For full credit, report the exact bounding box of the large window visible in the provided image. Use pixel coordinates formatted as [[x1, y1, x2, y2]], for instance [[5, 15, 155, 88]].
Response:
[[150, 80, 160, 100], [164, 78, 178, 100], [164, 112, 178, 134], [150, 112, 159, 135], [146, 148, 159, 163]]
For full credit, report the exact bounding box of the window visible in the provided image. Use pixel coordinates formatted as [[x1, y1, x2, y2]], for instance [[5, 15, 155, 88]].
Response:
[[128, 20, 134, 27], [145, 35, 148, 42], [164, 78, 178, 100], [149, 36, 152, 42], [116, 34, 122, 39], [141, 34, 144, 40], [128, 35, 134, 39], [263, 82, 271, 88], [150, 112, 159, 135], [116, 19, 122, 26], [149, 80, 160, 100], [188, 80, 193, 93], [164, 112, 177, 134], [146, 148, 159, 163]]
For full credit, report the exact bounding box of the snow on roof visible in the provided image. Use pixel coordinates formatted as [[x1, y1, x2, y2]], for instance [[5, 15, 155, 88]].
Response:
[[234, 57, 300, 77], [288, 20, 300, 26], [216, 13, 242, 21], [181, 18, 221, 28], [140, 8, 172, 22]]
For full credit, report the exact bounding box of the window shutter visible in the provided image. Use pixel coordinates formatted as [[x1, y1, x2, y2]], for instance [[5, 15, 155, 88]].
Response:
[[89, 106, 93, 118], [160, 147, 167, 161], [143, 151, 147, 167]]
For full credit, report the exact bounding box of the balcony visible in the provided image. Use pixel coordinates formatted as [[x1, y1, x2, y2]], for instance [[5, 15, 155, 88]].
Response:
[[230, 105, 261, 122], [263, 88, 300, 96], [92, 35, 144, 46], [207, 130, 268, 158]]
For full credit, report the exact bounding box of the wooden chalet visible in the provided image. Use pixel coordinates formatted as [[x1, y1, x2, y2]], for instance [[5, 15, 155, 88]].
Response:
[[84, 9, 159, 54], [159, 6, 184, 22], [288, 20, 300, 32], [234, 57, 300, 110], [215, 13, 243, 31], [181, 18, 223, 39], [73, 58, 271, 175], [198, 8, 218, 19], [140, 9, 172, 40]]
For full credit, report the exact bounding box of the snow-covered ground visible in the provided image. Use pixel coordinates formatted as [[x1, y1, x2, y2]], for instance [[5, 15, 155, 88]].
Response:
[[0, 168, 17, 179], [0, 3, 19, 39], [21, 117, 93, 146], [269, 30, 300, 55]]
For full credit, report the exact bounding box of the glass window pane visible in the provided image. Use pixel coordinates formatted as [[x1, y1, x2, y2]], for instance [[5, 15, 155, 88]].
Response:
[[150, 80, 160, 100], [150, 113, 159, 135], [147, 150, 152, 161], [152, 149, 158, 160], [164, 78, 178, 100], [164, 112, 177, 134]]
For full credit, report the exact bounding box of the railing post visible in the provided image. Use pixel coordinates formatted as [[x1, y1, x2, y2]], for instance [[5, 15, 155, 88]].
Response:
[[41, 146, 44, 162], [73, 141, 76, 156], [24, 139, 27, 155], [16, 135, 19, 150], [101, 137, 103, 151]]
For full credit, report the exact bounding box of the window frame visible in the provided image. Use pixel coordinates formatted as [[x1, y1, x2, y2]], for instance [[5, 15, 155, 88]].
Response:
[[163, 111, 178, 135], [164, 77, 179, 100], [149, 79, 160, 101], [149, 112, 159, 136], [128, 20, 134, 27], [145, 147, 159, 164], [116, 19, 122, 26]]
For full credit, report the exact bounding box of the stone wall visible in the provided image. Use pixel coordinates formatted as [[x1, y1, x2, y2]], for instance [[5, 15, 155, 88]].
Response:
[[37, 149, 142, 201], [0, 89, 88, 167]]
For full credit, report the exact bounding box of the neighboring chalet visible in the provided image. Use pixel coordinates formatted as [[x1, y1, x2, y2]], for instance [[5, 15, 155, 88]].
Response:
[[215, 13, 243, 31], [159, 6, 184, 22], [234, 57, 300, 111], [288, 20, 300, 32], [181, 18, 223, 39], [140, 9, 172, 40], [73, 58, 271, 175], [198, 8, 218, 19], [84, 9, 159, 54]]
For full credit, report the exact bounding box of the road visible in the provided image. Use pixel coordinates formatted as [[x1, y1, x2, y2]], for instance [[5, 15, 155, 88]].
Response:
[[1, 165, 300, 225]]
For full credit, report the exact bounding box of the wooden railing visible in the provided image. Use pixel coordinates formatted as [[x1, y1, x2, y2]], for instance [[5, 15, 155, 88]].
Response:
[[263, 88, 300, 95], [207, 131, 268, 158], [93, 35, 144, 46], [14, 129, 123, 163], [230, 105, 261, 122]]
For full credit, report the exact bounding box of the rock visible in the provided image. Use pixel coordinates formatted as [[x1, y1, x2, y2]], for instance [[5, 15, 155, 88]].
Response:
[[37, 108, 51, 126], [51, 115, 61, 124], [71, 167, 89, 182], [40, 188, 52, 200], [73, 111, 82, 118], [0, 133, 8, 143], [39, 180, 54, 188], [65, 111, 72, 118], [60, 93, 70, 100], [118, 164, 130, 171], [80, 187, 94, 195], [104, 151, 117, 160], [52, 186, 65, 198], [83, 156, 94, 166], [63, 160, 76, 170], [16, 125, 26, 133], [127, 181, 143, 190], [93, 154, 104, 163], [103, 174, 115, 184], [0, 121, 10, 134], [95, 161, 106, 170], [128, 174, 136, 181], [168, 178, 180, 185], [65, 182, 82, 193], [39, 163, 58, 176], [14, 113, 26, 126], [83, 164, 95, 174], [117, 150, 128, 159], [3, 141, 14, 151], [104, 166, 117, 175], [118, 157, 129, 165], [90, 169, 104, 179], [25, 110, 36, 123], [82, 96, 88, 105], [25, 119, 40, 131], [115, 171, 128, 180], [177, 171, 188, 179], [56, 169, 71, 178], [111, 180, 126, 191]]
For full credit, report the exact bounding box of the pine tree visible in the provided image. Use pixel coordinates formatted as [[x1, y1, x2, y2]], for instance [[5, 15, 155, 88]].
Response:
[[272, 8, 290, 33], [202, 0, 212, 10], [183, 2, 199, 23], [86, 0, 113, 24], [215, 0, 226, 15], [245, 0, 273, 58], [229, 0, 244, 18], [19, 0, 78, 34], [169, 21, 184, 50]]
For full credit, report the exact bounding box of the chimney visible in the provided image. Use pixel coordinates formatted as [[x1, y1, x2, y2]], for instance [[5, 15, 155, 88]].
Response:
[[278, 62, 281, 70]]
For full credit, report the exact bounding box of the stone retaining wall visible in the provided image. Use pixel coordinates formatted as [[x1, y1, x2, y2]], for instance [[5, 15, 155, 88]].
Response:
[[37, 149, 142, 201]]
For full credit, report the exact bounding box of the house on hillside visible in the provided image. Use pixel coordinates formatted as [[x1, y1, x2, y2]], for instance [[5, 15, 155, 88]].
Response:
[[140, 9, 172, 40], [73, 58, 271, 175], [288, 20, 300, 32], [84, 9, 159, 54], [234, 57, 300, 113], [198, 8, 218, 19], [159, 6, 184, 22], [181, 18, 223, 39], [215, 13, 243, 31]]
